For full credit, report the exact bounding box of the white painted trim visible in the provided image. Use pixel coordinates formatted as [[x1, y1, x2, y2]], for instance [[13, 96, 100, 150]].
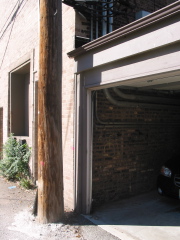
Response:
[[74, 77, 93, 214], [74, 74, 81, 210], [86, 89, 93, 214]]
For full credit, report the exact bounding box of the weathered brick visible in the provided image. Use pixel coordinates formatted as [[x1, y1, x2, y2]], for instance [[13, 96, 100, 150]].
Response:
[[92, 89, 180, 205]]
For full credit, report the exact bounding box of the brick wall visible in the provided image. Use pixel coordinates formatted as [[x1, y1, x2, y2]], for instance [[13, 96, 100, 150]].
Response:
[[62, 4, 76, 210], [1, 0, 178, 212], [92, 89, 180, 206], [0, 1, 76, 210], [0, 0, 39, 180], [114, 0, 177, 29], [0, 0, 39, 146], [0, 1, 77, 210], [0, 108, 3, 157]]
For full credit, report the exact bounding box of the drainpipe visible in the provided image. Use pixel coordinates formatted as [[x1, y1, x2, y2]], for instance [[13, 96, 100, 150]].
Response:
[[94, 91, 180, 127], [113, 87, 180, 106], [104, 88, 180, 109]]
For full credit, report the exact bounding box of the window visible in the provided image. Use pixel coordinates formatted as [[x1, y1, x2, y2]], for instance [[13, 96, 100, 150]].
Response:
[[10, 62, 30, 136]]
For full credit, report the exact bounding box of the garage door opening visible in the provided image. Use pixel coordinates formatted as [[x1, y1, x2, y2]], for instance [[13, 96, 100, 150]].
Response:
[[92, 86, 180, 209]]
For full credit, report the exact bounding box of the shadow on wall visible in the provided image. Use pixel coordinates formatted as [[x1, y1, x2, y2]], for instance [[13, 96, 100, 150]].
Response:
[[92, 89, 180, 206]]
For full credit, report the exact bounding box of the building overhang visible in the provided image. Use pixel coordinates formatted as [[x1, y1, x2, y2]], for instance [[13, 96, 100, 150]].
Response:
[[71, 0, 180, 215], [68, 1, 180, 93], [68, 1, 180, 59]]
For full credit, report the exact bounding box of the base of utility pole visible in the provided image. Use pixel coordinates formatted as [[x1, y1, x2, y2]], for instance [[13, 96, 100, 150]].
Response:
[[38, 0, 64, 223]]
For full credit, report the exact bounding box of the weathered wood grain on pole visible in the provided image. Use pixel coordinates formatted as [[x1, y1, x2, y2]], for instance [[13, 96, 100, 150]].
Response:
[[38, 0, 63, 223]]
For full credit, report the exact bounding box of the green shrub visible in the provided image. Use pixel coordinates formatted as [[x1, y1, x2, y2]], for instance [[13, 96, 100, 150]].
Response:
[[20, 178, 34, 189], [0, 134, 31, 182]]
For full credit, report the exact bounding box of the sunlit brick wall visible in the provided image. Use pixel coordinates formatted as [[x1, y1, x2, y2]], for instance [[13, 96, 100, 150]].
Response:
[[62, 3, 76, 210], [0, 0, 39, 174]]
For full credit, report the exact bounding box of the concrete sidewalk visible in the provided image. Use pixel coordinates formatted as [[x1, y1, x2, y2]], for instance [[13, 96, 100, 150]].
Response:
[[86, 191, 180, 240]]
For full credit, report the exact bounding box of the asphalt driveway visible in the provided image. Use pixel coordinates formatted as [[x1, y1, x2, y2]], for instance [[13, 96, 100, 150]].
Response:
[[1, 174, 179, 240], [0, 176, 118, 240]]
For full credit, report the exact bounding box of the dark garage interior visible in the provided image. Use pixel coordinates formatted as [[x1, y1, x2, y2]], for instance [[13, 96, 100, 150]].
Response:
[[92, 86, 180, 207]]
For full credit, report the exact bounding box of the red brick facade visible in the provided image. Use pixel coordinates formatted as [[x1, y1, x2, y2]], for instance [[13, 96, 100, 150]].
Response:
[[92, 89, 180, 206]]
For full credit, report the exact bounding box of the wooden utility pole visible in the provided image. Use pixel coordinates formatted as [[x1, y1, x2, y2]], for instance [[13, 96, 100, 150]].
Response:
[[38, 0, 63, 223]]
